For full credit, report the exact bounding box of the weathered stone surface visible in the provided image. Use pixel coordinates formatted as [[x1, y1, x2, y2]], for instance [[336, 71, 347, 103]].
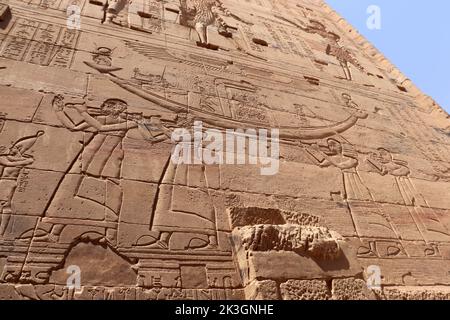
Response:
[[233, 224, 342, 260], [332, 278, 377, 300], [244, 280, 280, 300], [0, 0, 448, 300], [382, 286, 450, 300], [280, 280, 330, 300]]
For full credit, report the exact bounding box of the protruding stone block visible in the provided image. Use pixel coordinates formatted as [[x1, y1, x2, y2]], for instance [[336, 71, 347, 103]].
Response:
[[0, 4, 10, 22]]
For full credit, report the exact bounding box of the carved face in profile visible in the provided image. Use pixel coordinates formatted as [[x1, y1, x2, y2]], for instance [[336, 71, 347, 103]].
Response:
[[377, 148, 393, 163], [342, 93, 352, 104], [327, 139, 343, 155], [100, 99, 128, 118], [8, 145, 21, 157]]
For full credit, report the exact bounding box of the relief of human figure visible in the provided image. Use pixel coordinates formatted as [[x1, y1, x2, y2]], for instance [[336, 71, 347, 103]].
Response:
[[306, 138, 402, 241], [368, 148, 450, 240], [325, 32, 365, 81], [308, 138, 372, 202], [135, 126, 219, 250], [0, 131, 44, 236], [102, 0, 233, 47], [368, 148, 411, 180], [31, 95, 170, 245], [104, 0, 129, 25], [180, 0, 233, 47], [298, 19, 365, 80]]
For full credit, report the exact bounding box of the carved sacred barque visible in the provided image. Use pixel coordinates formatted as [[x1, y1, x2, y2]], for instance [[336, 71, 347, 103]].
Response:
[[0, 0, 449, 300]]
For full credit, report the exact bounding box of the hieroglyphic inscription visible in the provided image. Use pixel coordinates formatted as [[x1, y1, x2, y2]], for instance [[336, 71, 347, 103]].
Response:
[[0, 18, 79, 68]]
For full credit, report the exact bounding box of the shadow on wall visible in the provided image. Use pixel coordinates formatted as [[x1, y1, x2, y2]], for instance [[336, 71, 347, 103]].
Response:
[[0, 5, 12, 30]]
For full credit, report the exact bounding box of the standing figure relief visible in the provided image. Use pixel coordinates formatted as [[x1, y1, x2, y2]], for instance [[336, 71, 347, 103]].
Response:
[[0, 131, 44, 236], [367, 148, 450, 240], [99, 0, 236, 47], [179, 0, 233, 47], [29, 95, 171, 245], [298, 19, 365, 81], [307, 138, 371, 202], [104, 0, 130, 25]]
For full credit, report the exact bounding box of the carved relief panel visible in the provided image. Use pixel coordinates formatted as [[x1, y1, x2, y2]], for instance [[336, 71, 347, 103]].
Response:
[[0, 0, 449, 300]]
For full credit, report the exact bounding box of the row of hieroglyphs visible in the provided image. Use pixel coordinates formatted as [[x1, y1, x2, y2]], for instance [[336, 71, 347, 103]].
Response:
[[0, 11, 79, 67], [0, 284, 244, 300]]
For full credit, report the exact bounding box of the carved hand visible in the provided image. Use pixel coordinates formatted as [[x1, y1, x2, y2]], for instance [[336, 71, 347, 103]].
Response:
[[23, 158, 35, 166], [52, 95, 65, 111]]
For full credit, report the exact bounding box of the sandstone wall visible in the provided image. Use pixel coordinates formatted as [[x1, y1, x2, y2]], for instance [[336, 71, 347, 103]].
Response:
[[0, 0, 449, 300]]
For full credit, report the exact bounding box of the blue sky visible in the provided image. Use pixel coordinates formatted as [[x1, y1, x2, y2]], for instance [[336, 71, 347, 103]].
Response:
[[326, 0, 450, 113]]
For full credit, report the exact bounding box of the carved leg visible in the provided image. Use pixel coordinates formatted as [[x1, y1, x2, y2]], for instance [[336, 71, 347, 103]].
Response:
[[34, 224, 65, 243], [0, 181, 16, 236], [195, 22, 208, 44], [206, 235, 218, 249], [341, 61, 352, 81], [139, 231, 171, 249], [105, 0, 127, 24], [0, 212, 11, 236], [106, 228, 118, 246], [105, 13, 116, 24]]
